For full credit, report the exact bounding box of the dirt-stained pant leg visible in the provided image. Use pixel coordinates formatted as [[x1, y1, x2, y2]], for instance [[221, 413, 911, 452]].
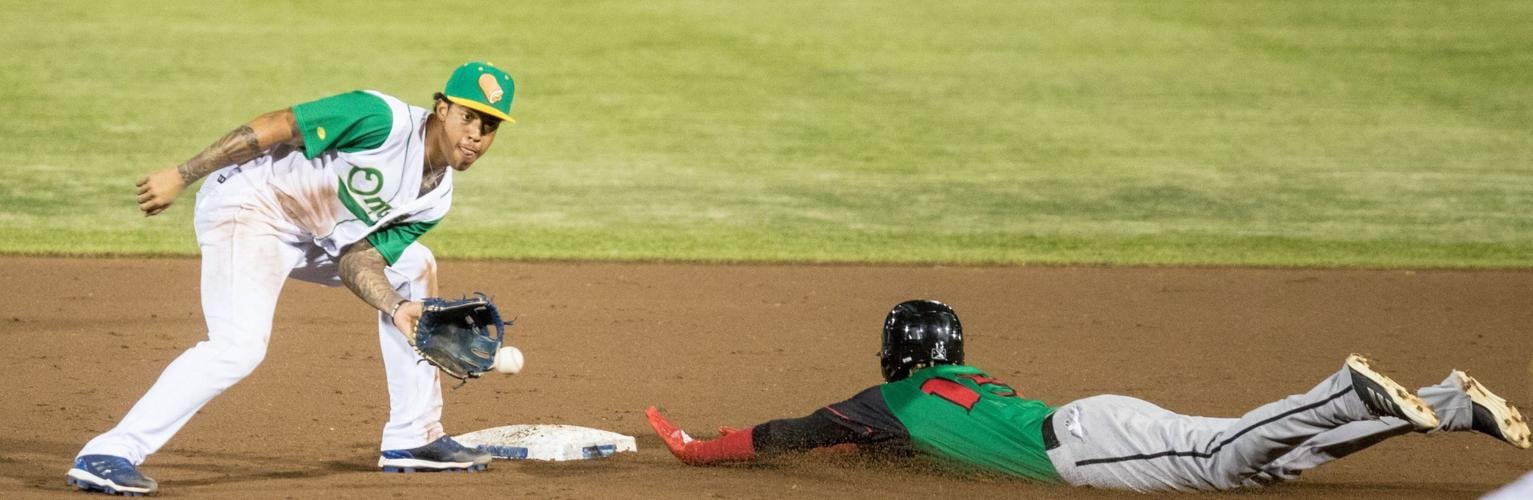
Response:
[[375, 242, 446, 450], [288, 242, 447, 447], [286, 242, 447, 450], [1045, 360, 1375, 492], [78, 185, 305, 464]]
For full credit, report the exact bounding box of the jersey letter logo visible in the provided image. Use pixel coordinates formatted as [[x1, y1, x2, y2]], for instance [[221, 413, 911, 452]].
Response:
[[347, 167, 384, 196], [341, 166, 393, 223]]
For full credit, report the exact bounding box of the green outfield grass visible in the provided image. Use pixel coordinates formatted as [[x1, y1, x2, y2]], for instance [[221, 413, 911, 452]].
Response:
[[3, 1, 1530, 267]]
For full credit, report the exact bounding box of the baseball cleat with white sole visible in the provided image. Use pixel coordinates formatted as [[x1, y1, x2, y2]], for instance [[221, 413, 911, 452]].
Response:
[[379, 436, 492, 473], [66, 455, 158, 496], [1452, 370, 1531, 449], [1346, 354, 1439, 431]]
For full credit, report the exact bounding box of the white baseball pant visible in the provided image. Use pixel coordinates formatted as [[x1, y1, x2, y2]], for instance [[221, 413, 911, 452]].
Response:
[[78, 167, 445, 464]]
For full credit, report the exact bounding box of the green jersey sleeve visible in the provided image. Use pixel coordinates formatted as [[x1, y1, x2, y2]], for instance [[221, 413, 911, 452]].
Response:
[[291, 91, 393, 159], [366, 219, 440, 266]]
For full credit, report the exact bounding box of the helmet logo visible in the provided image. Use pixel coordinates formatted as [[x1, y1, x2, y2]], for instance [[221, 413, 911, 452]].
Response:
[[881, 300, 964, 382], [479, 73, 504, 104]]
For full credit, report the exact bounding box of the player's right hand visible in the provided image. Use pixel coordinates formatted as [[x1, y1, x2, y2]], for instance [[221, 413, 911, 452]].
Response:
[[136, 167, 187, 216]]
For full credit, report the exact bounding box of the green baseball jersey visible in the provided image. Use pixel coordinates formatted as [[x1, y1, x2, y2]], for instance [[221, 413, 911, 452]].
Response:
[[880, 365, 1061, 482]]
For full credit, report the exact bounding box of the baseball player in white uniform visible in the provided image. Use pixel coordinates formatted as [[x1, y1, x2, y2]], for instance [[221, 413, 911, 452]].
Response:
[[66, 61, 517, 496]]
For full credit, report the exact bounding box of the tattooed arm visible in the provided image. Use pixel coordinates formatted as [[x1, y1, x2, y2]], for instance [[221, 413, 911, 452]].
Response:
[[338, 239, 425, 343], [135, 109, 303, 216]]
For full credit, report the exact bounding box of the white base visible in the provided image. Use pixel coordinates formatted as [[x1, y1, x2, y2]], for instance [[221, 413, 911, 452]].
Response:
[[455, 424, 637, 461]]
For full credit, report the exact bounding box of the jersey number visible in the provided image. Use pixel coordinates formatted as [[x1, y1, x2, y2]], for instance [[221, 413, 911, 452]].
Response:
[[919, 375, 1019, 412]]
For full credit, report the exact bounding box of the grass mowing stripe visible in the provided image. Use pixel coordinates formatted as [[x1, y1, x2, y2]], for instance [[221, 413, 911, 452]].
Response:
[[1, 1, 1530, 267], [4, 227, 1528, 269]]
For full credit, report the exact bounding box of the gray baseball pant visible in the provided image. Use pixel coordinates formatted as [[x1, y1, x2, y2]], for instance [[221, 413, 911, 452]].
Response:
[[1043, 363, 1471, 492]]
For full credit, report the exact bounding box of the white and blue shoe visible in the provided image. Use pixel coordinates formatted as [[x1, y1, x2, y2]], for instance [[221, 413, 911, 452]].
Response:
[[66, 455, 158, 496], [379, 436, 492, 472]]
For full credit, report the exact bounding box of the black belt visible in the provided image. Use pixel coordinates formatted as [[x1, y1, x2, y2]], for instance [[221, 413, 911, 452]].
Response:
[[1042, 411, 1060, 451]]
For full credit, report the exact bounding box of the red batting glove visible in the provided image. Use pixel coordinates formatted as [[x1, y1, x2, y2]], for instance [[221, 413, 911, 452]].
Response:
[[645, 406, 756, 465]]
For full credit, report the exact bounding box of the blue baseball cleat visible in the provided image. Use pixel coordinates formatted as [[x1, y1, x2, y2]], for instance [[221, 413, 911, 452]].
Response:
[[66, 455, 158, 496], [379, 436, 492, 472]]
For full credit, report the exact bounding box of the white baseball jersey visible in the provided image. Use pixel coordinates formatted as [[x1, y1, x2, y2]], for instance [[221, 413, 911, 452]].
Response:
[[213, 90, 452, 264]]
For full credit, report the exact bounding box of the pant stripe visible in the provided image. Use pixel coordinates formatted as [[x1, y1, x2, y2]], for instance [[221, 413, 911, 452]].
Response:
[[1074, 385, 1355, 466]]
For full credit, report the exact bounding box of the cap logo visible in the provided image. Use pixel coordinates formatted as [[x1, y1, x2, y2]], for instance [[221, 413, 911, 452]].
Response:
[[478, 73, 504, 104]]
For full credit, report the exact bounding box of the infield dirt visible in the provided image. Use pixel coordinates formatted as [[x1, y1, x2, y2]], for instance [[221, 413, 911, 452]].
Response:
[[2, 257, 1529, 498]]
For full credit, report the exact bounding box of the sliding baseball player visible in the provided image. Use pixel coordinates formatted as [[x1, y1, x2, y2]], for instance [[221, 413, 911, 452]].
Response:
[[648, 300, 1530, 492]]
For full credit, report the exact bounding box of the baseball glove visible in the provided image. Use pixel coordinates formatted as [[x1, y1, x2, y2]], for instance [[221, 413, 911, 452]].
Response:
[[413, 293, 508, 382]]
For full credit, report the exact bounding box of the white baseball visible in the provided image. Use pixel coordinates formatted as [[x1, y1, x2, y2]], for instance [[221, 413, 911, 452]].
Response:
[[493, 346, 524, 375]]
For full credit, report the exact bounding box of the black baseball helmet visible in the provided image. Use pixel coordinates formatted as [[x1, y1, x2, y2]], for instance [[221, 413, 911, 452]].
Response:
[[879, 300, 965, 382]]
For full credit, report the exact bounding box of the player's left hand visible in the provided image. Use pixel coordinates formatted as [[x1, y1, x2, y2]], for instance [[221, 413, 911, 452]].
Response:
[[645, 406, 758, 465], [390, 300, 424, 345], [646, 406, 696, 458], [646, 404, 695, 453], [410, 294, 507, 382], [136, 167, 186, 216]]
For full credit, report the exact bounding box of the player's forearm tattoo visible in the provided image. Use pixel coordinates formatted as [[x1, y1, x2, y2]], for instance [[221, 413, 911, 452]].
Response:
[[174, 111, 301, 186], [176, 125, 264, 185], [338, 242, 406, 314]]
